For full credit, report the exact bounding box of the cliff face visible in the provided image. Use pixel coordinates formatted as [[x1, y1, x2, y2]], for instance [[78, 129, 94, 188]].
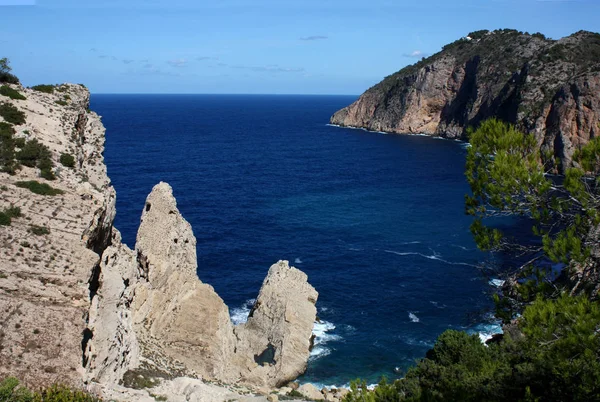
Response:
[[0, 84, 113, 388], [0, 83, 319, 399], [331, 30, 600, 172]]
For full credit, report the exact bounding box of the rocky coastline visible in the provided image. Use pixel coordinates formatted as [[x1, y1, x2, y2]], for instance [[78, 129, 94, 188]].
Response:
[[331, 30, 600, 172], [0, 83, 345, 401]]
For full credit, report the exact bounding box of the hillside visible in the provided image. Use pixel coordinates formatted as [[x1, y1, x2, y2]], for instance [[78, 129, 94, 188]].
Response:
[[330, 29, 600, 172]]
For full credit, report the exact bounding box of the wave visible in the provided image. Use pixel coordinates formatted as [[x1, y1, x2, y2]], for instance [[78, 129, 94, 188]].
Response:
[[230, 298, 255, 325], [310, 320, 342, 362], [232, 301, 342, 360], [472, 322, 503, 343], [384, 249, 479, 268], [294, 257, 303, 264], [430, 301, 447, 309], [408, 312, 420, 323], [451, 244, 474, 251], [304, 381, 378, 391], [400, 336, 435, 348], [489, 278, 505, 288]]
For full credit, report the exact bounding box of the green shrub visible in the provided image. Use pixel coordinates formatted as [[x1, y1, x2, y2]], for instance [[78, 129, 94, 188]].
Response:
[[30, 84, 55, 94], [54, 100, 67, 106], [35, 384, 99, 402], [0, 377, 100, 402], [0, 377, 33, 402], [40, 168, 55, 180], [16, 139, 53, 178], [0, 103, 26, 125], [15, 181, 63, 196], [28, 225, 50, 236], [5, 205, 21, 218], [59, 153, 75, 168], [0, 122, 18, 174], [0, 72, 19, 85], [0, 86, 26, 101], [0, 212, 10, 226], [344, 295, 600, 402], [0, 58, 19, 85]]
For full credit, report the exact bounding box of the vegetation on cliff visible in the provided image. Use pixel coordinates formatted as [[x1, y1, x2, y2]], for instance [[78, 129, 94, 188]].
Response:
[[0, 377, 99, 402], [331, 30, 600, 172], [344, 119, 600, 401], [346, 295, 600, 402], [369, 29, 600, 110], [0, 58, 19, 85], [466, 119, 600, 310]]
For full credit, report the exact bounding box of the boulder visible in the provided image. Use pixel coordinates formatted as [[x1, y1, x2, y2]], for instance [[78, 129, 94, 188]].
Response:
[[297, 383, 323, 400]]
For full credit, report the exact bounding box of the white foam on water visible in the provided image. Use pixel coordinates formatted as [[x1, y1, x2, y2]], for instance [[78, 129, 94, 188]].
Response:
[[384, 249, 479, 268], [232, 302, 343, 360], [328, 124, 473, 151], [294, 257, 303, 264], [230, 298, 256, 325], [474, 323, 503, 344], [408, 312, 420, 323], [489, 278, 505, 288], [451, 244, 472, 251], [430, 301, 447, 309], [310, 320, 342, 361]]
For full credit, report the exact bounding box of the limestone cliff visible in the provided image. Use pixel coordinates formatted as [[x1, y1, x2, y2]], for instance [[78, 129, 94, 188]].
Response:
[[331, 30, 600, 172], [0, 83, 113, 388], [0, 82, 319, 400]]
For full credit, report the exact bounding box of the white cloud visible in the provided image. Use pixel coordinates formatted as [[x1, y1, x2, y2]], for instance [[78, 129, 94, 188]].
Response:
[[167, 58, 188, 67]]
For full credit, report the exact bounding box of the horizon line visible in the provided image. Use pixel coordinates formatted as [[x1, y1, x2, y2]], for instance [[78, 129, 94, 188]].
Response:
[[90, 92, 360, 97]]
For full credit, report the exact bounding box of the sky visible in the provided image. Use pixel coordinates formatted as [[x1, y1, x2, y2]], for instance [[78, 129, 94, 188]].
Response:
[[0, 0, 599, 94]]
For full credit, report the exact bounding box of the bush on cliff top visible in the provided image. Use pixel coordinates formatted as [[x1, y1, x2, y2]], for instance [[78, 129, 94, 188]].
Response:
[[30, 84, 55, 94], [0, 58, 19, 85]]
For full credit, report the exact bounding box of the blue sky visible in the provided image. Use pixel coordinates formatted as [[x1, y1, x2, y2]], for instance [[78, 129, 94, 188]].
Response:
[[1, 0, 598, 94]]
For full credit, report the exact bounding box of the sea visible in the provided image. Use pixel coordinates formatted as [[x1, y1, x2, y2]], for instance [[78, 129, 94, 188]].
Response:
[[91, 94, 504, 387]]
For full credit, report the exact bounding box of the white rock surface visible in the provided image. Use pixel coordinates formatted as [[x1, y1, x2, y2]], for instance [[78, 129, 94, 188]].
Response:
[[298, 383, 324, 400], [235, 261, 319, 387]]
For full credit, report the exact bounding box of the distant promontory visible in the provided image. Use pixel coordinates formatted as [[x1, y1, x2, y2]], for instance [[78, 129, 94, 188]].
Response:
[[330, 30, 600, 172]]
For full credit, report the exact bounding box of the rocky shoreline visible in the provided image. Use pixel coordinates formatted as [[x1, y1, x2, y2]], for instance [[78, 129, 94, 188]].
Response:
[[331, 30, 600, 172], [0, 83, 349, 401]]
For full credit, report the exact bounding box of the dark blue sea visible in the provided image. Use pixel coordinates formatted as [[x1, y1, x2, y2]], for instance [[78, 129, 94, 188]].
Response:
[[91, 94, 503, 387]]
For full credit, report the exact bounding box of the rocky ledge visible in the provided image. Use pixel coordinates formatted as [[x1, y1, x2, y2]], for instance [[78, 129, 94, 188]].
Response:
[[0, 82, 321, 401], [331, 29, 600, 172]]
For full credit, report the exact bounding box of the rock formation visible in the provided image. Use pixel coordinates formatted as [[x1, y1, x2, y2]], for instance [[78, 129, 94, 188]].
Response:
[[234, 260, 318, 387], [331, 30, 600, 172], [0, 82, 319, 400]]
